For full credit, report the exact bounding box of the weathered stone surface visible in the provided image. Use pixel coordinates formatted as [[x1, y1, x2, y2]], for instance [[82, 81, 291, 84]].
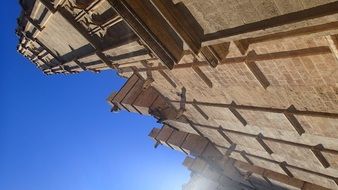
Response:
[[17, 1, 338, 189]]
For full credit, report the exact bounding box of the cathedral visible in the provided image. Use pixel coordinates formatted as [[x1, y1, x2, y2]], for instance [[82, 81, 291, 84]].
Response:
[[17, 0, 338, 189]]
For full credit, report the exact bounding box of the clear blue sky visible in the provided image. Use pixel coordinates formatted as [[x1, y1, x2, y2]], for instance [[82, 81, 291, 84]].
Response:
[[0, 2, 189, 190]]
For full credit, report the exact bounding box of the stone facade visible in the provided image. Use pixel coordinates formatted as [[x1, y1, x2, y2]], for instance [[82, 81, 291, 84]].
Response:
[[17, 0, 338, 189]]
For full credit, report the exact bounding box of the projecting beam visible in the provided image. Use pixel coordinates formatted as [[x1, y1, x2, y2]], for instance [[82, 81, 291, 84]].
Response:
[[246, 22, 338, 46], [203, 1, 338, 45], [169, 100, 338, 119], [194, 121, 338, 154], [107, 0, 184, 69], [150, 0, 202, 55], [119, 46, 332, 74]]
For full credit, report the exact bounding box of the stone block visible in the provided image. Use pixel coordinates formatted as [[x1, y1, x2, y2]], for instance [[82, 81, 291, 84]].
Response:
[[148, 128, 160, 139], [121, 79, 144, 113], [167, 130, 188, 152], [112, 74, 139, 106], [181, 134, 209, 156], [132, 87, 159, 115], [155, 125, 174, 145]]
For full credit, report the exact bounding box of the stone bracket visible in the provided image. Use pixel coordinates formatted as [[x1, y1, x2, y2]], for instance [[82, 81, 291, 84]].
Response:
[[229, 101, 247, 126], [279, 162, 293, 177], [311, 144, 330, 168], [158, 70, 177, 88], [256, 133, 273, 155], [245, 50, 270, 89], [284, 105, 305, 136], [192, 65, 213, 88], [240, 151, 254, 165], [217, 127, 234, 145], [192, 99, 209, 120], [169, 99, 338, 119], [150, 0, 202, 55]]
